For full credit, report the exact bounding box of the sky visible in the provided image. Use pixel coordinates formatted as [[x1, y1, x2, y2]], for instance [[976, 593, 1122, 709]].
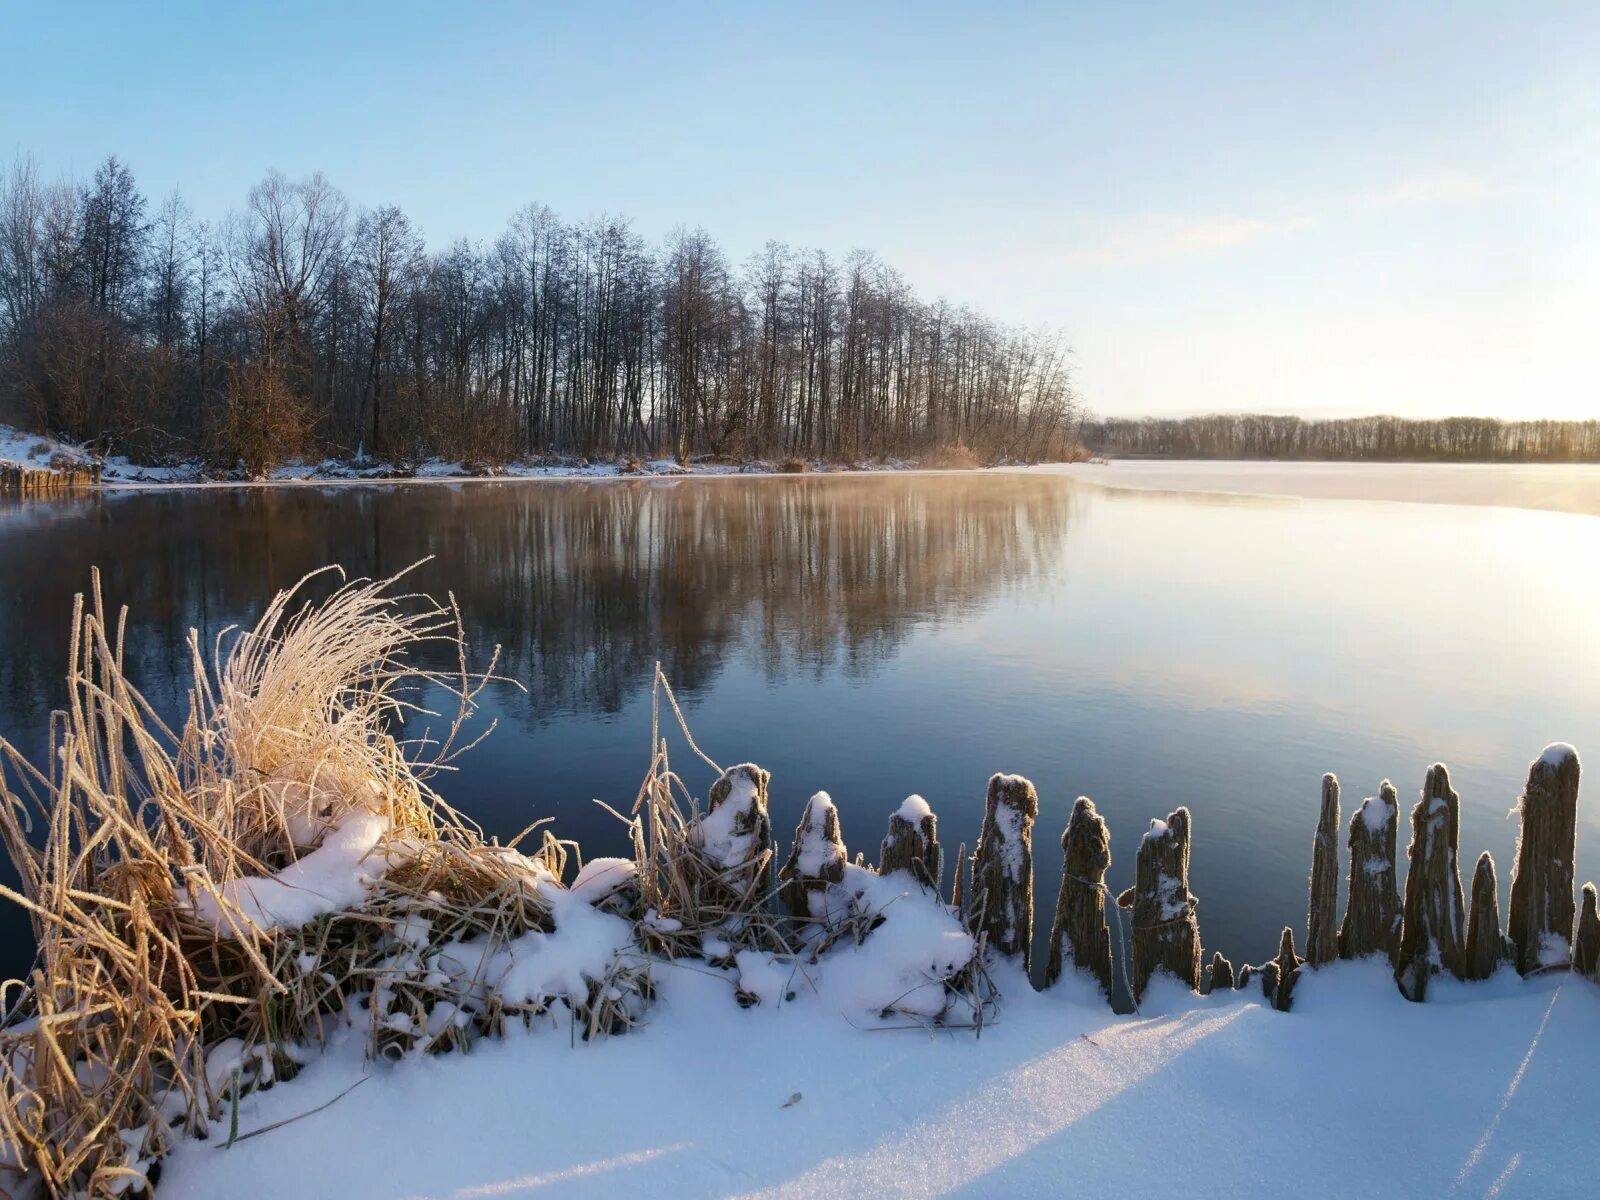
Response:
[[3, 0, 1596, 420]]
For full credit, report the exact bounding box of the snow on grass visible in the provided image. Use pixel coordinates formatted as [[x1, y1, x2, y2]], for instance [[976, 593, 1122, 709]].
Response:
[[568, 857, 638, 904], [157, 959, 1600, 1200], [189, 811, 389, 937]]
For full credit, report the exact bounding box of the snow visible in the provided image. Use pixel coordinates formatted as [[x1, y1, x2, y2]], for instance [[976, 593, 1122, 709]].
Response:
[[793, 792, 845, 877], [696, 766, 764, 869], [189, 810, 389, 936], [1360, 786, 1396, 833], [156, 960, 1600, 1199], [569, 857, 638, 903], [895, 794, 932, 823], [1538, 743, 1578, 769]]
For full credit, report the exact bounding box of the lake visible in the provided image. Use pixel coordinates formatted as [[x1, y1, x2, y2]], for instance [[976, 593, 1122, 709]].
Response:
[[1, 466, 1596, 999]]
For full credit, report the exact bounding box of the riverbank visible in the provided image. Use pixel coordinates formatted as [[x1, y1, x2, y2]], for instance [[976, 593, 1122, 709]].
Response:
[[3, 423, 1033, 491]]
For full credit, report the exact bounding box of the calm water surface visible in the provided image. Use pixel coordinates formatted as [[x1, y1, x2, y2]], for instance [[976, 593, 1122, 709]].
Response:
[[1, 471, 1596, 992]]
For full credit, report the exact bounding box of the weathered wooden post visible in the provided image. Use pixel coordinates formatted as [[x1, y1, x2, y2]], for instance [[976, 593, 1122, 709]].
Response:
[[1396, 764, 1467, 1001], [1463, 852, 1513, 981], [1307, 773, 1341, 966], [698, 762, 775, 921], [1118, 808, 1201, 1003], [967, 774, 1038, 972], [1207, 950, 1235, 993], [1508, 744, 1581, 975], [1339, 782, 1400, 962], [1261, 927, 1304, 1011], [1044, 796, 1112, 999], [1573, 884, 1600, 978], [778, 791, 847, 920], [878, 794, 941, 891]]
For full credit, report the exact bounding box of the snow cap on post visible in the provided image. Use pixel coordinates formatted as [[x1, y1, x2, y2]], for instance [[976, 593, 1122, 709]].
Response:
[[1119, 807, 1201, 1003], [967, 773, 1038, 974], [1339, 781, 1400, 962], [878, 794, 942, 892], [1396, 764, 1468, 1001], [1045, 796, 1113, 1001], [1508, 744, 1581, 975], [1463, 852, 1513, 981], [1307, 773, 1341, 967], [778, 791, 847, 920]]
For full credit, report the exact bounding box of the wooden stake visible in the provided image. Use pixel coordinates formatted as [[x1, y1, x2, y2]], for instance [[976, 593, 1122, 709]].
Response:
[[1463, 852, 1512, 981], [1307, 773, 1341, 967], [778, 791, 847, 920], [1044, 796, 1112, 1000], [1118, 807, 1201, 1002], [1339, 782, 1400, 962], [967, 774, 1038, 972], [1396, 764, 1467, 1001], [1508, 744, 1581, 975], [878, 795, 941, 892]]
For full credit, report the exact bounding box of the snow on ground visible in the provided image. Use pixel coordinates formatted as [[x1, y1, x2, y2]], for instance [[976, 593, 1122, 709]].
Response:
[[159, 959, 1599, 1199]]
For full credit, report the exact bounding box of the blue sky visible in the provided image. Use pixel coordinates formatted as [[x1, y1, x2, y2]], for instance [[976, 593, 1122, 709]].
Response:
[[4, 1, 1596, 418]]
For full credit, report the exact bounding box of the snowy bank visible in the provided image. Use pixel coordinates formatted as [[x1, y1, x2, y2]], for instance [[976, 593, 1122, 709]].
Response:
[[157, 960, 1600, 1200]]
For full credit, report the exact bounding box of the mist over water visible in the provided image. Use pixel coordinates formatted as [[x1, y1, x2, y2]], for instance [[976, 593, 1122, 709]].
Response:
[[1, 471, 1596, 988]]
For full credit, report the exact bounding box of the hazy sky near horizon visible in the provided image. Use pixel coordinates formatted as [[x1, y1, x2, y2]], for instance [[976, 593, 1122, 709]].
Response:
[[4, 1, 1596, 420]]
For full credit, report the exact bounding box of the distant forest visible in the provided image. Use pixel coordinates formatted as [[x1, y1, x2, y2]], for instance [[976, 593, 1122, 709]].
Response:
[[1083, 414, 1600, 463], [0, 157, 1081, 472]]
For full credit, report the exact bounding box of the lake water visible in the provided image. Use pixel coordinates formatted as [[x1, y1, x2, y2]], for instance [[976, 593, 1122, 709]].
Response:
[[1, 468, 1596, 996]]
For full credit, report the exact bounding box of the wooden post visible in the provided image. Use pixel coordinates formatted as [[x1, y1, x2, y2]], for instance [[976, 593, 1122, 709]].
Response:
[[1396, 764, 1468, 1001], [1044, 796, 1112, 999], [1573, 883, 1600, 979], [1307, 773, 1341, 967], [1339, 782, 1400, 962], [1261, 927, 1304, 1012], [1207, 950, 1235, 993], [778, 791, 847, 920], [1463, 852, 1513, 981], [878, 794, 941, 892], [1118, 807, 1201, 1003], [967, 773, 1038, 972], [1508, 744, 1581, 975], [698, 762, 775, 919]]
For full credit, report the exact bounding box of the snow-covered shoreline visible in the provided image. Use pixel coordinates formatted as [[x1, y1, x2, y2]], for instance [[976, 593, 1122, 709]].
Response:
[[4, 422, 997, 491], [157, 959, 1599, 1200]]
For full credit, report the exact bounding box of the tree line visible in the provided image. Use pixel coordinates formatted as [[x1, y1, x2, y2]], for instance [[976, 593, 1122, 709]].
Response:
[[0, 156, 1082, 472], [1083, 414, 1600, 462]]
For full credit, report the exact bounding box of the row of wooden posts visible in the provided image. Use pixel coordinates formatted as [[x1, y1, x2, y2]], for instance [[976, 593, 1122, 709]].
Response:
[[741, 744, 1587, 1010], [0, 462, 101, 496]]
